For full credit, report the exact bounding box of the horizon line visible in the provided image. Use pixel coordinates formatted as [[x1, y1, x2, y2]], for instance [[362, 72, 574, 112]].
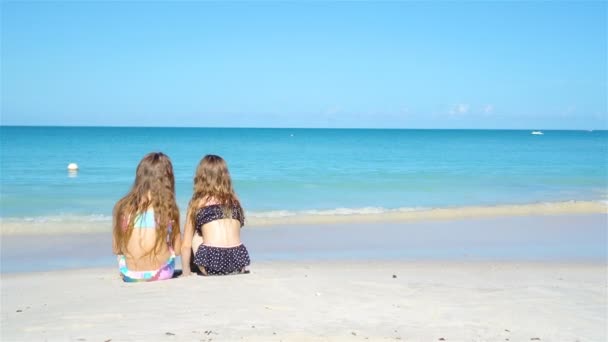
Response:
[[0, 124, 604, 131]]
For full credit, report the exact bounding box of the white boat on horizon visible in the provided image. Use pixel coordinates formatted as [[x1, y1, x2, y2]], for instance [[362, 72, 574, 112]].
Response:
[[531, 131, 544, 135]]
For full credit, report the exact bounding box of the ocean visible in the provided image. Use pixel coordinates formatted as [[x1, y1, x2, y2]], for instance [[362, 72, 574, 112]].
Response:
[[1, 127, 606, 224]]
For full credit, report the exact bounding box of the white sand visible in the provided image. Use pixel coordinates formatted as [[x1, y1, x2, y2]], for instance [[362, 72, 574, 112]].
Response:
[[2, 261, 606, 341]]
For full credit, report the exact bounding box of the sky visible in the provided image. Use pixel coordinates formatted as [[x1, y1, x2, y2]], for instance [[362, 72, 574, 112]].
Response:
[[1, 1, 606, 129]]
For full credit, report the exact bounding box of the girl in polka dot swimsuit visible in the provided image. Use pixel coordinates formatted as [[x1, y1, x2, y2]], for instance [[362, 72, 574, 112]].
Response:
[[181, 155, 251, 276]]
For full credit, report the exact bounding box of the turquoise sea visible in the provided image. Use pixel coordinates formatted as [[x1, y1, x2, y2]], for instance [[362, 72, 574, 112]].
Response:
[[1, 127, 607, 222]]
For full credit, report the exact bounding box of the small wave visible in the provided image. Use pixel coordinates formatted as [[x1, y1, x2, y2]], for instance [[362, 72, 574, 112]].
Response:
[[1, 201, 606, 235], [247, 210, 296, 218], [4, 214, 112, 224], [247, 206, 427, 218], [245, 201, 608, 227]]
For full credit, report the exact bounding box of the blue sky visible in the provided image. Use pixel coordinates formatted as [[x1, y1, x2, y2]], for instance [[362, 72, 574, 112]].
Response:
[[1, 1, 606, 129]]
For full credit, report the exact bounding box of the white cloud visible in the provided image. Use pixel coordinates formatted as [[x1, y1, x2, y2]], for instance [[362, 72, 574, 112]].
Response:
[[448, 103, 469, 115], [482, 104, 494, 115]]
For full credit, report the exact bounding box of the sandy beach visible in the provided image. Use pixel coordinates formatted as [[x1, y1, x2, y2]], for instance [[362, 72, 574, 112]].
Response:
[[2, 0, 607, 340], [1, 214, 607, 341], [2, 261, 606, 341]]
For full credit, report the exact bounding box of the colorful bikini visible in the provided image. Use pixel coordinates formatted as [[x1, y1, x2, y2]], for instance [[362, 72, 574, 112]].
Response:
[[117, 209, 176, 282], [192, 204, 251, 275], [118, 253, 175, 282]]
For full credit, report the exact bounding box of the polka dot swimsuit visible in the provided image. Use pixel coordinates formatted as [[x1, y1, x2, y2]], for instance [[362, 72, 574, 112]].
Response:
[[193, 204, 250, 275]]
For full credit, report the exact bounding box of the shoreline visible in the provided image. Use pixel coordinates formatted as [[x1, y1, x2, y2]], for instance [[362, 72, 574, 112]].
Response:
[[2, 260, 606, 341], [2, 213, 606, 340], [2, 214, 606, 273], [1, 200, 606, 235]]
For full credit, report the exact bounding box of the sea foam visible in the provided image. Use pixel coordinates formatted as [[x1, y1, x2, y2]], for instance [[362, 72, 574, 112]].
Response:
[[2, 201, 605, 235]]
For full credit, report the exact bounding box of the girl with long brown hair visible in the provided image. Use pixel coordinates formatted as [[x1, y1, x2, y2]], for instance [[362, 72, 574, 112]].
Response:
[[112, 152, 181, 282], [181, 154, 250, 276]]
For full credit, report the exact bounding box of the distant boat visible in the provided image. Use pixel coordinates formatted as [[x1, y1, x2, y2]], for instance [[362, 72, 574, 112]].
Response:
[[531, 131, 544, 135]]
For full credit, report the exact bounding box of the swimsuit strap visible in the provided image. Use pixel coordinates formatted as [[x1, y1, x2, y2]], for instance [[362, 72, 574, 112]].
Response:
[[194, 204, 244, 235]]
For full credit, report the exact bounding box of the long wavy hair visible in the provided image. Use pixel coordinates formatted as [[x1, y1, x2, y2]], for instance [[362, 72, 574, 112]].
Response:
[[113, 152, 180, 257], [188, 155, 243, 227]]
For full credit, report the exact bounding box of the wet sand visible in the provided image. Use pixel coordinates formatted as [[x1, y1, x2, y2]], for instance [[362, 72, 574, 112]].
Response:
[[2, 214, 606, 273]]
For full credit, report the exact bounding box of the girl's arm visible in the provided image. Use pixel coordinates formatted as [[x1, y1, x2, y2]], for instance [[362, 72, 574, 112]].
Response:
[[172, 223, 182, 256], [112, 213, 126, 255], [180, 208, 195, 276], [112, 233, 121, 255]]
